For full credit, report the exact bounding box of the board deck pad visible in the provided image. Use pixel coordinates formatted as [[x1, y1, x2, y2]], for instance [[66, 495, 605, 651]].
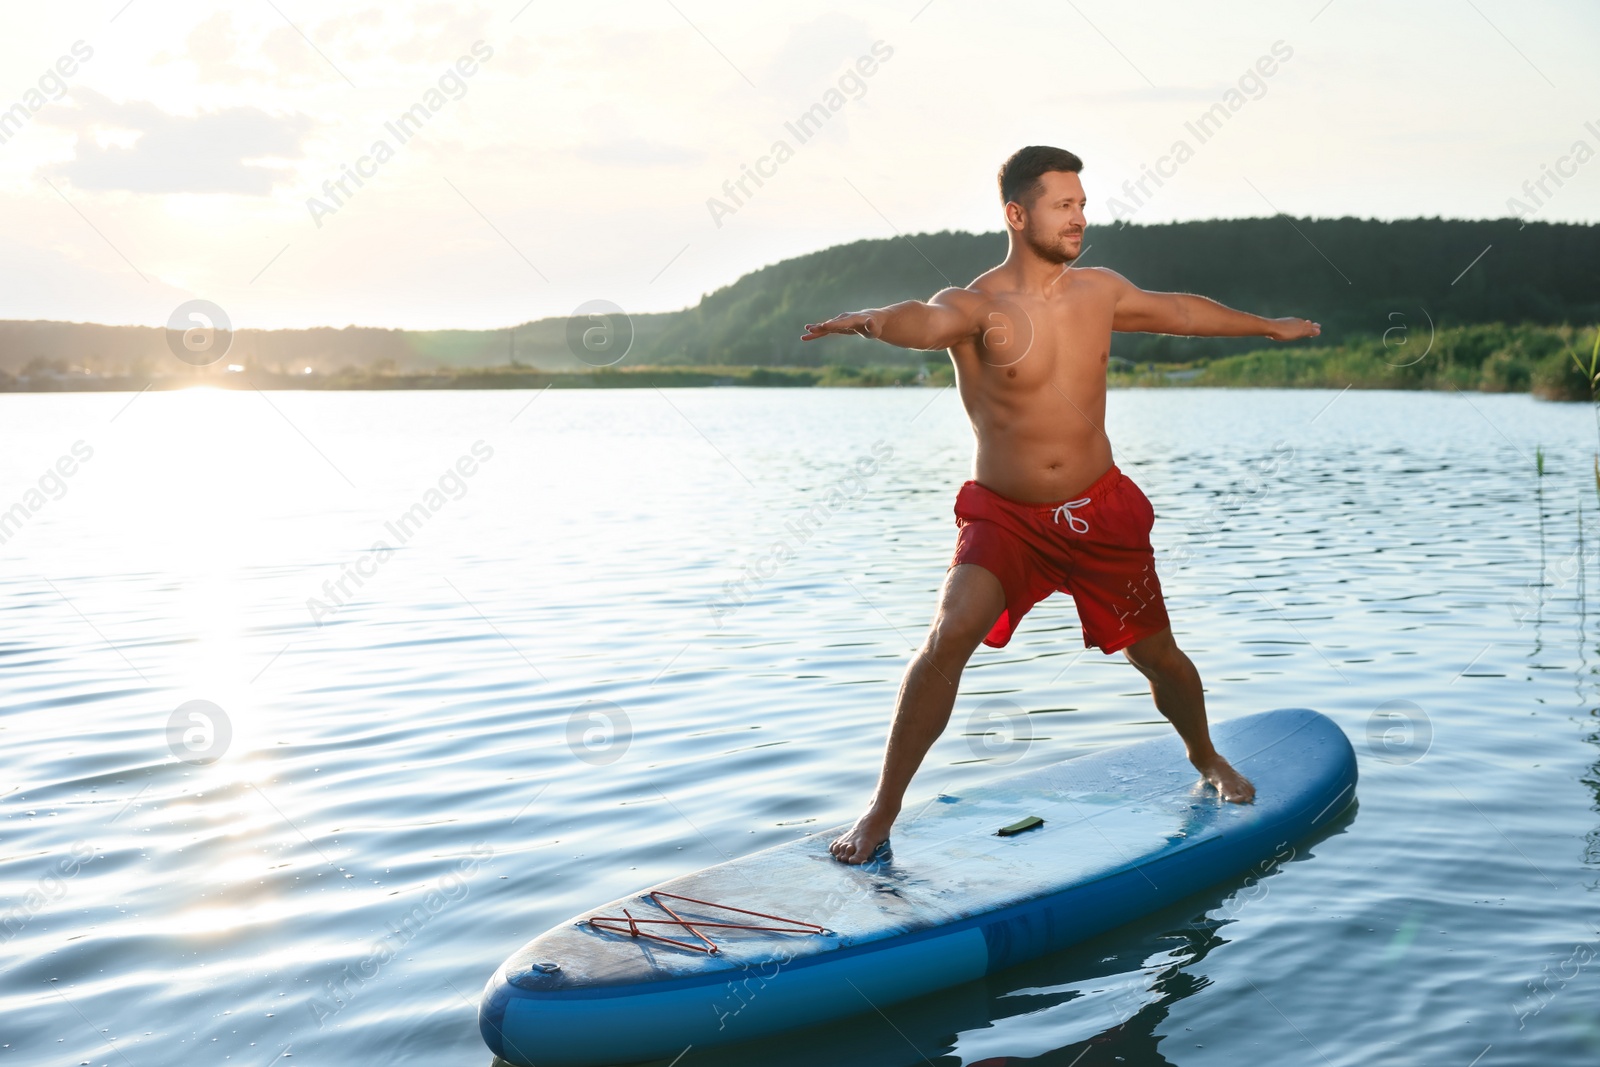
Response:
[[481, 707, 1357, 1066]]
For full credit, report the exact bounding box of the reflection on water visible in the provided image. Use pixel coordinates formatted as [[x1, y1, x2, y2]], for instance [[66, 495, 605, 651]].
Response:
[[2, 386, 1599, 1066]]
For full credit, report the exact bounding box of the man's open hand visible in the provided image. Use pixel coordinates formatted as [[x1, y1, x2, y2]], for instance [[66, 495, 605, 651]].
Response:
[[802, 311, 881, 341], [1266, 317, 1321, 341]]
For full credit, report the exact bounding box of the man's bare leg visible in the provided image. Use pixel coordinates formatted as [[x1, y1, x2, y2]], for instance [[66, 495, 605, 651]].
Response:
[[829, 564, 1006, 864], [1122, 626, 1255, 803]]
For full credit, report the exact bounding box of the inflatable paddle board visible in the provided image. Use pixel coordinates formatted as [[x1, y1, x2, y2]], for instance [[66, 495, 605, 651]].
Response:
[[480, 707, 1356, 1066]]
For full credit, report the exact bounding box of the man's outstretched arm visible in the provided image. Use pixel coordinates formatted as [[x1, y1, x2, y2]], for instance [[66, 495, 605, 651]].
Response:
[[1101, 268, 1320, 341], [801, 288, 980, 350]]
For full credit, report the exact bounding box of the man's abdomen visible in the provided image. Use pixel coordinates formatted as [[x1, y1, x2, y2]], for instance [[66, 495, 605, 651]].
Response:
[[970, 405, 1113, 503]]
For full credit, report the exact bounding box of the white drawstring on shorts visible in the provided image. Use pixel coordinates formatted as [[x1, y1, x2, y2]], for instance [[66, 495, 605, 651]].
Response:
[[1052, 497, 1092, 533]]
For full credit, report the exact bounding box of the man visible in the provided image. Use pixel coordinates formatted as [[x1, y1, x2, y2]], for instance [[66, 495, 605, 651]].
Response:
[[801, 145, 1320, 865]]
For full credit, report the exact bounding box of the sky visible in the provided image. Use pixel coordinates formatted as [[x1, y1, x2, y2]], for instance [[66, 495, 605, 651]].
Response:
[[0, 0, 1596, 330]]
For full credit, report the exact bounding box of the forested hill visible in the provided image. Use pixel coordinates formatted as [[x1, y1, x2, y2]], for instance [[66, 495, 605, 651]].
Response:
[[648, 216, 1600, 365], [4, 216, 1597, 377]]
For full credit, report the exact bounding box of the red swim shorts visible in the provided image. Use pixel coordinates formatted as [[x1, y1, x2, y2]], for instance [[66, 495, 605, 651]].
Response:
[[950, 463, 1171, 653]]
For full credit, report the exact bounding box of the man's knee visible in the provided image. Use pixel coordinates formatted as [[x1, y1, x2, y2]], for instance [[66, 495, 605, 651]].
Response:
[[924, 566, 1003, 666], [925, 610, 989, 666], [1123, 626, 1185, 678]]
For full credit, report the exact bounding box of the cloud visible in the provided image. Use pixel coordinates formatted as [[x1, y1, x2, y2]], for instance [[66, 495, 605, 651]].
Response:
[[1088, 85, 1244, 104], [573, 137, 704, 167], [167, 5, 496, 87], [380, 3, 494, 65], [757, 13, 879, 103], [184, 11, 244, 84], [158, 11, 325, 86], [39, 90, 311, 195]]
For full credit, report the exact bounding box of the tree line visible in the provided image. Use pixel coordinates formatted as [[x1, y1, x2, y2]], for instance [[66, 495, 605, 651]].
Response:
[[2, 215, 1595, 379]]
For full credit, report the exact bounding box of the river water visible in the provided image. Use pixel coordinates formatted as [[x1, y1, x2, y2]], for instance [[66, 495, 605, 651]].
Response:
[[1, 385, 1597, 1066]]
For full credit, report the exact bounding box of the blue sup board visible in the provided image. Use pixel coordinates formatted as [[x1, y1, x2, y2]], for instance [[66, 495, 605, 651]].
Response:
[[480, 707, 1356, 1066]]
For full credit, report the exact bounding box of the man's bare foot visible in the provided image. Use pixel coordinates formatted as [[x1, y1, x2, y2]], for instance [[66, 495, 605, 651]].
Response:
[[829, 805, 897, 864], [1193, 753, 1255, 803]]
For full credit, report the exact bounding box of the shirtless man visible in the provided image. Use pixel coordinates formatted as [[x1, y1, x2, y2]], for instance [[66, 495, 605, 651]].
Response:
[[801, 145, 1320, 865]]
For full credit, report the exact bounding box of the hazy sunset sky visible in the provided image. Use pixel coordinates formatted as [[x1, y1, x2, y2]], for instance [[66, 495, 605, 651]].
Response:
[[1, 0, 1596, 330]]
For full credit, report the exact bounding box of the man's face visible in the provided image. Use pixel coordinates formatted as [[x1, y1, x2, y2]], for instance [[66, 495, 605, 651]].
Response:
[[1012, 170, 1086, 264]]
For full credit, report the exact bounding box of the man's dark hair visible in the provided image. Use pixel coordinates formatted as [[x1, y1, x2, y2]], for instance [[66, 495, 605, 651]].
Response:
[[997, 145, 1084, 207]]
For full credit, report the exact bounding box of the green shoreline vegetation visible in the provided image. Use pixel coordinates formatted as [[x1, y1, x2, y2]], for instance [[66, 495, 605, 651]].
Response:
[[1114, 322, 1600, 401], [5, 322, 1594, 400], [5, 218, 1596, 395], [0, 363, 928, 392]]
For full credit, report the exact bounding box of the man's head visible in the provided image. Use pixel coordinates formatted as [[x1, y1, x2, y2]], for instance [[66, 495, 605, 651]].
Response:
[[997, 145, 1086, 264]]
